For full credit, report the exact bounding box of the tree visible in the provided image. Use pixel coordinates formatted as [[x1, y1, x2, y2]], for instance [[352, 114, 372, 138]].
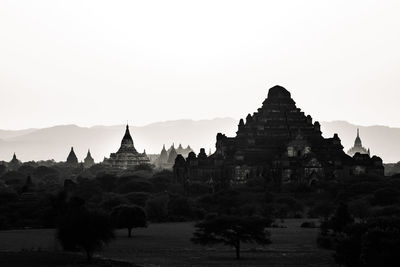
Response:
[[333, 217, 400, 267], [57, 208, 114, 262], [330, 202, 353, 233], [373, 187, 400, 206], [112, 205, 147, 237], [168, 195, 193, 221], [191, 214, 271, 259], [145, 194, 169, 222]]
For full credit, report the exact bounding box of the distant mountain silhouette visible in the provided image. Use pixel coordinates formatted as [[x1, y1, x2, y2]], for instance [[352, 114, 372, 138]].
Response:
[[0, 119, 399, 163]]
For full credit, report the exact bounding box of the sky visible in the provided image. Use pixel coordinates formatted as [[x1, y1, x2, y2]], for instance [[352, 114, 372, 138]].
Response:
[[0, 0, 399, 130]]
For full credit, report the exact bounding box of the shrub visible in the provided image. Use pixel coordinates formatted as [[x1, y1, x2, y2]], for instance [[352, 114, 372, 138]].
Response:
[[115, 179, 153, 194], [99, 193, 129, 212], [301, 221, 317, 228], [124, 192, 150, 207]]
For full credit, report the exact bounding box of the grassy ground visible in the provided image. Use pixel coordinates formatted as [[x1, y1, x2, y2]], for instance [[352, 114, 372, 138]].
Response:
[[0, 219, 336, 266]]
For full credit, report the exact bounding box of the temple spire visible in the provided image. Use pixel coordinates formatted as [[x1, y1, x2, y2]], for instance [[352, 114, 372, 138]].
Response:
[[67, 146, 78, 165]]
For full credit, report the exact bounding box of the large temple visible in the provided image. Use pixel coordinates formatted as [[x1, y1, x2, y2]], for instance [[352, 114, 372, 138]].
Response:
[[347, 129, 370, 157], [174, 86, 384, 188], [103, 125, 150, 169]]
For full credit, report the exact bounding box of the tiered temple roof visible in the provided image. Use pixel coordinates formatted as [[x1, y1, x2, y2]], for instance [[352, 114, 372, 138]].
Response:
[[347, 129, 370, 157], [174, 85, 384, 186], [103, 125, 150, 169]]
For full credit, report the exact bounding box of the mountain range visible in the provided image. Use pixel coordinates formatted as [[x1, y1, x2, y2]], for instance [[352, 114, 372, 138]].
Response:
[[0, 118, 399, 163]]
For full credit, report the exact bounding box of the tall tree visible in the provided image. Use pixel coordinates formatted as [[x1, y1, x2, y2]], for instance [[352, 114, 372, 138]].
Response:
[[191, 214, 271, 259], [113, 205, 147, 237]]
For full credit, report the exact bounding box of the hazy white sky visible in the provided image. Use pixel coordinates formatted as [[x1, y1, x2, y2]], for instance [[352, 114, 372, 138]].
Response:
[[1, 0, 399, 130]]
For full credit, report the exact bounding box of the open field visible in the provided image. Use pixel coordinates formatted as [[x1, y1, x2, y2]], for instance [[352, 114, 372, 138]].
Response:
[[0, 219, 336, 266]]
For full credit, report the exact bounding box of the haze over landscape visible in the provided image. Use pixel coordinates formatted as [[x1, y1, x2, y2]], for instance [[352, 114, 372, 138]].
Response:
[[1, 119, 400, 163], [1, 0, 400, 130]]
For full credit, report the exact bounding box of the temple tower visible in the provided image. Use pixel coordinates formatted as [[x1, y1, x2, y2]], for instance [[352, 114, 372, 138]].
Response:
[[347, 129, 370, 156], [84, 149, 95, 168], [66, 147, 78, 165], [103, 124, 150, 169]]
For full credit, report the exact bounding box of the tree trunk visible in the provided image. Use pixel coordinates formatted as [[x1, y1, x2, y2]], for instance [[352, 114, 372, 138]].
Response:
[[128, 228, 132, 238], [235, 241, 240, 260], [86, 250, 93, 263]]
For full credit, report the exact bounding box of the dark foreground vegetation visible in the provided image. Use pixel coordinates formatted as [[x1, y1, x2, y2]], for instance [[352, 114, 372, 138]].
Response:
[[0, 220, 335, 266], [0, 251, 137, 267], [1, 162, 400, 265]]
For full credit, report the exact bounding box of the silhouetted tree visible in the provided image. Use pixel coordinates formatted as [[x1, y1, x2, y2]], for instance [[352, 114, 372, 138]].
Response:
[[191, 214, 271, 259], [145, 194, 169, 222], [334, 217, 400, 267], [373, 187, 400, 206], [57, 208, 114, 262], [330, 202, 353, 233], [112, 205, 147, 237]]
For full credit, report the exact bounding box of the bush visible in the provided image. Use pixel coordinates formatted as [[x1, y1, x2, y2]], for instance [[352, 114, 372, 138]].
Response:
[[124, 192, 150, 207], [96, 174, 117, 192], [115, 179, 153, 194], [308, 202, 334, 219], [301, 221, 317, 228], [168, 196, 193, 221], [329, 202, 353, 233], [275, 196, 304, 217], [99, 193, 129, 212], [317, 233, 336, 250], [186, 182, 212, 195], [149, 171, 173, 192], [373, 187, 400, 206]]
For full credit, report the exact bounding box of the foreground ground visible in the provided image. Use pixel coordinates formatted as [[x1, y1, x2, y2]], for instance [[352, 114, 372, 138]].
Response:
[[0, 219, 336, 266]]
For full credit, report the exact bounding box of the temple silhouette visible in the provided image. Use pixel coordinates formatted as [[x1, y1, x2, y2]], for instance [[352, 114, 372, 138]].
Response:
[[83, 149, 95, 168], [66, 147, 78, 166], [347, 129, 370, 157], [156, 143, 193, 169], [174, 85, 384, 188], [103, 125, 150, 169]]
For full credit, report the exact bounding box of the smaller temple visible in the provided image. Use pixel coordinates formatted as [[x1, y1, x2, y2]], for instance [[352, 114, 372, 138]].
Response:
[[66, 147, 78, 165], [158, 145, 168, 163], [176, 144, 193, 158], [83, 149, 95, 168], [167, 146, 178, 164], [8, 153, 22, 170], [347, 129, 370, 157], [103, 125, 150, 169], [156, 143, 193, 169]]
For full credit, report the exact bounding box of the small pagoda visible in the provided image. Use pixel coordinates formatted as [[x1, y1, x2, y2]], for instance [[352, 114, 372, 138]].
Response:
[[347, 129, 370, 157], [84, 149, 95, 168], [66, 147, 78, 165]]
